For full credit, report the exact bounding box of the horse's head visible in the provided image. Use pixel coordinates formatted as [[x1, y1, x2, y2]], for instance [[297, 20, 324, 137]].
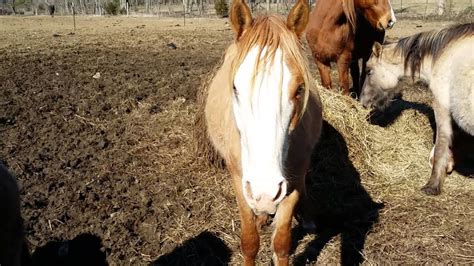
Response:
[[229, 0, 311, 215], [357, 0, 397, 30], [360, 42, 402, 110]]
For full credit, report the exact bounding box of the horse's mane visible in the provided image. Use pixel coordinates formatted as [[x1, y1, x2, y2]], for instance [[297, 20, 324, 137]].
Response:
[[342, 0, 356, 32], [194, 51, 227, 167], [395, 23, 474, 79], [230, 15, 313, 120]]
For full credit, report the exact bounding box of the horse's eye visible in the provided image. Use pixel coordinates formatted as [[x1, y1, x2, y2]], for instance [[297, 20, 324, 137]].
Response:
[[295, 85, 304, 99], [367, 69, 373, 76]]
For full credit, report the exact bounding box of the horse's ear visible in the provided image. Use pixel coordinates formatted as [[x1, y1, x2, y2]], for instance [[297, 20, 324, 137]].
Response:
[[230, 0, 253, 40], [373, 42, 383, 58], [287, 0, 310, 38]]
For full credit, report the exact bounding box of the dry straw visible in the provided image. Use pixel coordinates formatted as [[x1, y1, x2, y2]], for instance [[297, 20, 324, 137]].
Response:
[[194, 69, 474, 263]]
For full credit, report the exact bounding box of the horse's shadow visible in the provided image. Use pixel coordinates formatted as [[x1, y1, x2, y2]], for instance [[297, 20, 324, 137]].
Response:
[[31, 233, 108, 266], [152, 231, 231, 265], [451, 123, 474, 178], [367, 97, 474, 177], [367, 96, 435, 129], [293, 121, 384, 265]]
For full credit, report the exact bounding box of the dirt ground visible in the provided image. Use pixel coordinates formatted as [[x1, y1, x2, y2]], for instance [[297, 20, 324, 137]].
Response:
[[0, 16, 473, 265]]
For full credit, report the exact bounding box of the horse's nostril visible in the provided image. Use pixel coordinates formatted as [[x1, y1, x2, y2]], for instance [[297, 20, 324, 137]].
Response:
[[388, 19, 395, 28], [245, 181, 253, 200], [273, 181, 283, 201]]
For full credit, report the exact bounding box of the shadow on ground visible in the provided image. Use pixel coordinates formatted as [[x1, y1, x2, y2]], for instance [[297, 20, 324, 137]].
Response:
[[31, 233, 107, 266], [293, 121, 384, 265], [366, 97, 474, 178], [366, 97, 435, 130], [152, 231, 231, 266], [452, 124, 474, 178]]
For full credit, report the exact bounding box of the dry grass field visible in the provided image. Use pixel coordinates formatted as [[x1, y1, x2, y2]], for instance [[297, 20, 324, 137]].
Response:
[[0, 15, 473, 264]]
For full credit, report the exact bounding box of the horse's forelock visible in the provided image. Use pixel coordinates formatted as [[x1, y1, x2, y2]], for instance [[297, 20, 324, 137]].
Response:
[[229, 15, 313, 120]]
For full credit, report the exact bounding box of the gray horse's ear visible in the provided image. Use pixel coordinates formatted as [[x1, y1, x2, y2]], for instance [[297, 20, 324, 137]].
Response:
[[230, 0, 253, 40], [287, 0, 310, 38], [373, 42, 383, 57]]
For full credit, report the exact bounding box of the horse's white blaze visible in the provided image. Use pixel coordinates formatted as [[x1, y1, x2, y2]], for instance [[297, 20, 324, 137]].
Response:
[[232, 46, 294, 212]]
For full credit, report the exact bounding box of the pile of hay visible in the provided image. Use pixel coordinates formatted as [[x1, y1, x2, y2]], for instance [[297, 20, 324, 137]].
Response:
[[194, 78, 474, 264]]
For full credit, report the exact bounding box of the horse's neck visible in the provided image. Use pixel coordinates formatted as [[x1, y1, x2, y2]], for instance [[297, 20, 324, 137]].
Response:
[[415, 58, 433, 81], [323, 1, 349, 27], [386, 48, 432, 82], [403, 56, 433, 82]]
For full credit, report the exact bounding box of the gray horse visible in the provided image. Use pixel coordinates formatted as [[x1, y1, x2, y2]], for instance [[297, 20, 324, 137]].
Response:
[[360, 23, 473, 195]]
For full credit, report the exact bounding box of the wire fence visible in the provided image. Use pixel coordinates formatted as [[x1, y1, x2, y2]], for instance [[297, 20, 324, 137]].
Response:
[[393, 0, 472, 17], [0, 0, 472, 18]]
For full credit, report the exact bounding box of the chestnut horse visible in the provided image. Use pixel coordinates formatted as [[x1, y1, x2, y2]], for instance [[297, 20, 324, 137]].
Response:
[[196, 0, 322, 264], [360, 23, 474, 195], [306, 0, 396, 95]]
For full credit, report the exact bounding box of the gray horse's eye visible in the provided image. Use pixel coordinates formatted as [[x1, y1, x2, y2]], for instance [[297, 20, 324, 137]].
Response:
[[367, 69, 373, 76]]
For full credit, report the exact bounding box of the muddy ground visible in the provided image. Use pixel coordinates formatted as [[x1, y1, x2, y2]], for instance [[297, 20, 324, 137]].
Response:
[[0, 16, 473, 265]]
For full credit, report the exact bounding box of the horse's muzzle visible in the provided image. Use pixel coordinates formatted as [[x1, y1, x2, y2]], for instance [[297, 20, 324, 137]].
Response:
[[388, 19, 395, 29], [244, 180, 287, 215]]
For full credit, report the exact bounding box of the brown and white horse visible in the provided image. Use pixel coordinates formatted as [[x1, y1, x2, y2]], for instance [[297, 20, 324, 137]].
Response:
[[306, 0, 396, 95], [196, 0, 322, 264], [360, 23, 474, 195]]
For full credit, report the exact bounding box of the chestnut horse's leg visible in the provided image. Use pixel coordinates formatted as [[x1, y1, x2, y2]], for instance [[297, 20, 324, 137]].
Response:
[[350, 60, 360, 95], [228, 161, 260, 265], [315, 60, 332, 90], [272, 188, 300, 265], [336, 52, 352, 95], [422, 99, 453, 195]]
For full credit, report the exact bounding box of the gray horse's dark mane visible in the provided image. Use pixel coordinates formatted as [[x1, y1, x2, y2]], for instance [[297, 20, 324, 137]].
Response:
[[394, 23, 473, 79]]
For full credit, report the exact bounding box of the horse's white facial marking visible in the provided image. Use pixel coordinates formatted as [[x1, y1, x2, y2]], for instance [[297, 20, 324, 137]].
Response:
[[232, 46, 294, 214]]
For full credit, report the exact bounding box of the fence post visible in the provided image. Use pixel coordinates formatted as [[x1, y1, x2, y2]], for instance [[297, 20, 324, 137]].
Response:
[[126, 0, 129, 16], [72, 3, 76, 31]]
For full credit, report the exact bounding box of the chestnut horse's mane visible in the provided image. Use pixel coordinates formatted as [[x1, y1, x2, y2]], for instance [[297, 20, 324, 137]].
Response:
[[230, 15, 313, 119], [394, 23, 474, 79], [342, 0, 357, 32]]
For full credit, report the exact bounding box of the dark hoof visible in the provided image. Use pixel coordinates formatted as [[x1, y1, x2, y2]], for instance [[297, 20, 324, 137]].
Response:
[[421, 184, 441, 195]]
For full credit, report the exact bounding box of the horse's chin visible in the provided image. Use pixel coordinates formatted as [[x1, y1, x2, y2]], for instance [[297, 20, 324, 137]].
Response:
[[366, 93, 391, 111], [253, 209, 276, 216], [375, 98, 393, 111]]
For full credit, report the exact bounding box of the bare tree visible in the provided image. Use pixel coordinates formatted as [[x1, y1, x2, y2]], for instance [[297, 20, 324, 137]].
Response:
[[10, 0, 16, 14], [64, 0, 69, 14], [437, 0, 446, 15]]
